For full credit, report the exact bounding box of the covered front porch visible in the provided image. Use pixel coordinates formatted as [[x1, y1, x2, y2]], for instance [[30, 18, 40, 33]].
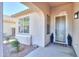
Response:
[[20, 2, 79, 57], [2, 2, 79, 57]]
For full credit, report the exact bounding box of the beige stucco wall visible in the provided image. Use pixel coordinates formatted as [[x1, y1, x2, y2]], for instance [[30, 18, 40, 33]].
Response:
[[15, 11, 45, 47], [31, 3, 51, 46], [33, 3, 74, 46], [29, 3, 74, 46], [30, 12, 45, 47], [50, 3, 73, 45], [72, 3, 79, 56], [50, 3, 73, 37], [3, 16, 16, 36], [16, 2, 50, 47]]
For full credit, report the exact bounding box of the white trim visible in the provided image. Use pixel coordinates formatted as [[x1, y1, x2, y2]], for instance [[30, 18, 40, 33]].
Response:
[[17, 15, 31, 34], [54, 13, 68, 45]]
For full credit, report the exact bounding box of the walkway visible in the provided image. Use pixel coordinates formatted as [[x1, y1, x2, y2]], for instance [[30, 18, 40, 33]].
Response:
[[25, 44, 77, 57]]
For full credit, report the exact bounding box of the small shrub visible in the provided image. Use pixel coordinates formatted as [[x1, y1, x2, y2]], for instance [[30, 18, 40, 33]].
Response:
[[10, 40, 20, 52]]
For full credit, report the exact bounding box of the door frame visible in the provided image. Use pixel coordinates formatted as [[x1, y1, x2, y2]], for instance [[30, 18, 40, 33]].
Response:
[[54, 13, 68, 45]]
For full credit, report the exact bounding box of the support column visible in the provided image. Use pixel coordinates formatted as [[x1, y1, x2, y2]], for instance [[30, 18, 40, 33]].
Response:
[[0, 2, 3, 57]]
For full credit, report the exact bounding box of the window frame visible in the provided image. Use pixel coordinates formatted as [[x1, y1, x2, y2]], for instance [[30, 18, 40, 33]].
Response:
[[18, 16, 30, 34]]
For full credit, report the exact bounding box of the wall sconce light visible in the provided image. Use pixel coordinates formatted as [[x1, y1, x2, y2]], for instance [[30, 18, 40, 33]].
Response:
[[74, 11, 79, 19]]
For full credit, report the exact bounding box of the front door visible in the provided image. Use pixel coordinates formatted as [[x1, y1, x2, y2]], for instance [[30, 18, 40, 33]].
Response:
[[55, 16, 66, 44], [12, 28, 15, 36]]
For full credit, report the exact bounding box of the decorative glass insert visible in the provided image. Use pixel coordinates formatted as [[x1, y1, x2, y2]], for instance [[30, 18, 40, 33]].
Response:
[[18, 16, 29, 33]]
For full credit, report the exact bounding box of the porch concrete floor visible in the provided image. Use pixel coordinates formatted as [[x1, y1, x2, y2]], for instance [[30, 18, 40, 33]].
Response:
[[25, 43, 77, 57]]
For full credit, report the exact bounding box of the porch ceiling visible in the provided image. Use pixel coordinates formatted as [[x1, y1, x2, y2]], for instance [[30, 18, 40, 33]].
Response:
[[47, 2, 73, 7]]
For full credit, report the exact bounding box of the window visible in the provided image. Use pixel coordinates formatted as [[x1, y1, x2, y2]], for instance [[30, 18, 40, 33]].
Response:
[[18, 16, 29, 33], [47, 15, 50, 34]]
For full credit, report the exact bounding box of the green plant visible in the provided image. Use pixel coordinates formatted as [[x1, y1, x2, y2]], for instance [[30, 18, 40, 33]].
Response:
[[10, 40, 20, 52]]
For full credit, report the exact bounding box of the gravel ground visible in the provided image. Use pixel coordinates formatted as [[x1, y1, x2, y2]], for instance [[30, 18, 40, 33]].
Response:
[[3, 43, 37, 57]]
